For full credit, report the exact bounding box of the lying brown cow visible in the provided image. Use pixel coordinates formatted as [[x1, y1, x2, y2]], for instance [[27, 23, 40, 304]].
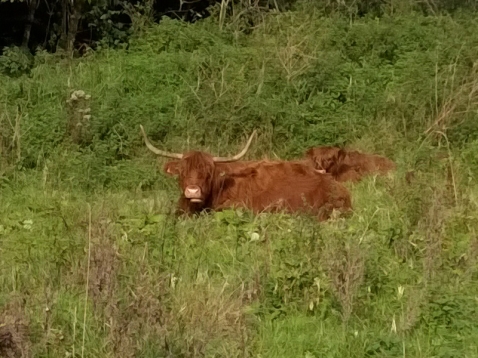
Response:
[[305, 146, 396, 182], [140, 126, 352, 220]]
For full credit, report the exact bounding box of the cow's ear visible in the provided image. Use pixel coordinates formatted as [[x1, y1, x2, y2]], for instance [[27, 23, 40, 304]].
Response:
[[305, 148, 315, 157], [164, 161, 180, 176], [337, 149, 347, 163]]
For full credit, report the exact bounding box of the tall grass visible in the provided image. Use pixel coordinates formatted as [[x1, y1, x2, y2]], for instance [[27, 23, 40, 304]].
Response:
[[1, 4, 478, 357]]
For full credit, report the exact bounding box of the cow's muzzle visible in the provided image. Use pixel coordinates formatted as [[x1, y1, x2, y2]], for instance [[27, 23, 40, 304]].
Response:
[[184, 185, 203, 203]]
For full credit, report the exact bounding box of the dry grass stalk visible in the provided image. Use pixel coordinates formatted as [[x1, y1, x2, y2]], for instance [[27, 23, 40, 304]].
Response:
[[324, 240, 365, 322], [75, 207, 168, 356], [420, 188, 450, 284], [108, 268, 170, 357], [464, 230, 478, 278], [435, 131, 458, 205], [0, 297, 31, 358], [0, 112, 6, 170], [277, 24, 318, 83], [168, 280, 250, 357], [425, 61, 478, 135], [399, 287, 425, 333], [219, 0, 231, 30], [76, 210, 132, 356], [81, 204, 92, 358], [86, 217, 120, 310], [0, 108, 22, 168]]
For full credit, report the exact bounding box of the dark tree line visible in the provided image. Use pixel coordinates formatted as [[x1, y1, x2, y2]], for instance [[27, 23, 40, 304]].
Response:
[[0, 0, 216, 55], [1, 0, 476, 57]]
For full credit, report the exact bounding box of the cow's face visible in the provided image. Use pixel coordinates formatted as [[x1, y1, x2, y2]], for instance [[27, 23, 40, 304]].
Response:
[[306, 147, 346, 172], [140, 124, 256, 207], [164, 152, 215, 205]]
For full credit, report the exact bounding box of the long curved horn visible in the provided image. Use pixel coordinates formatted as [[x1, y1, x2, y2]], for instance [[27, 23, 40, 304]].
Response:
[[140, 125, 183, 159], [212, 130, 257, 162]]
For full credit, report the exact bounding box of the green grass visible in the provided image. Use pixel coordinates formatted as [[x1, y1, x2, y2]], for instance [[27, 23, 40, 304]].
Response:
[[2, 4, 478, 357]]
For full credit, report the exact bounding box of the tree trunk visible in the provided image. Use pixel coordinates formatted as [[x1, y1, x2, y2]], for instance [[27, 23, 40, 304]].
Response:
[[59, 0, 85, 55], [22, 0, 39, 49]]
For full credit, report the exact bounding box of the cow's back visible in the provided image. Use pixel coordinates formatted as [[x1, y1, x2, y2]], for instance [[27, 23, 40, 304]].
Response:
[[345, 151, 395, 173], [213, 160, 352, 220], [319, 150, 395, 182]]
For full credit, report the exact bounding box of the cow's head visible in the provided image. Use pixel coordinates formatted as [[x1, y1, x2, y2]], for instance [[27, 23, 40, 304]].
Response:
[[140, 125, 256, 207], [306, 146, 346, 173]]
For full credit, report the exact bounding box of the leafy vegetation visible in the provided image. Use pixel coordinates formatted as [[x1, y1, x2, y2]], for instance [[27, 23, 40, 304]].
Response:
[[1, 1, 478, 357]]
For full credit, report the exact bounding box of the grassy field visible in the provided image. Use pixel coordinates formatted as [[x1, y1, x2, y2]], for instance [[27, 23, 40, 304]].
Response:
[[2, 3, 478, 357]]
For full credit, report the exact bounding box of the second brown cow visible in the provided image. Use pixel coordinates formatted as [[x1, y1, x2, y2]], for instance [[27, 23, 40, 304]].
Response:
[[141, 126, 352, 221], [305, 146, 396, 182]]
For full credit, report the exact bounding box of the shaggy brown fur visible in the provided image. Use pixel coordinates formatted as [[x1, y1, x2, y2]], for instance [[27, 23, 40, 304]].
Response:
[[305, 146, 396, 182], [164, 153, 352, 221]]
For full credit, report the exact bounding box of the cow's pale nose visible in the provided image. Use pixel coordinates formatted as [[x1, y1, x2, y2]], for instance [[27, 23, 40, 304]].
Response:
[[185, 185, 202, 200]]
